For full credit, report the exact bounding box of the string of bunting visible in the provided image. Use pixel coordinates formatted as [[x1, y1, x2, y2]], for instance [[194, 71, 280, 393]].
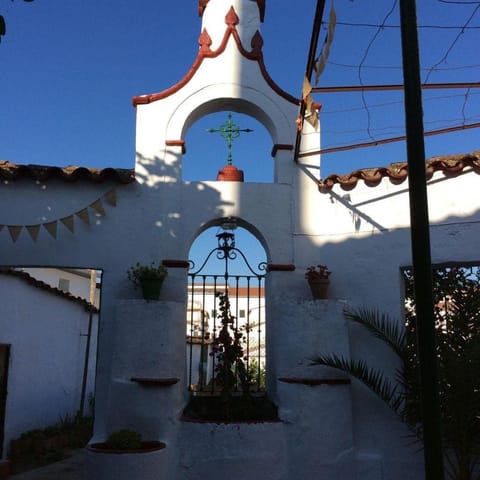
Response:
[[302, 76, 319, 130], [1, 189, 117, 243], [300, 2, 336, 131], [314, 1, 336, 85]]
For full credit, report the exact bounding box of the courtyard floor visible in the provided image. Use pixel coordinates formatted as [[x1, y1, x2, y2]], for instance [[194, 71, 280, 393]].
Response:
[[10, 450, 85, 480]]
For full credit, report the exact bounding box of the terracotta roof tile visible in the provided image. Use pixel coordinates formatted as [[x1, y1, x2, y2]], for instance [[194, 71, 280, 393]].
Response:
[[0, 268, 98, 313], [0, 161, 135, 184], [318, 151, 480, 193]]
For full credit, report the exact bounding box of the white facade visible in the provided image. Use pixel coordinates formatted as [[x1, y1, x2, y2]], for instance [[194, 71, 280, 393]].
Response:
[[0, 0, 479, 478], [0, 271, 98, 459]]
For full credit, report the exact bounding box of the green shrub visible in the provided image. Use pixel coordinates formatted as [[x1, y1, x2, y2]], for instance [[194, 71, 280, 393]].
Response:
[[105, 430, 142, 450]]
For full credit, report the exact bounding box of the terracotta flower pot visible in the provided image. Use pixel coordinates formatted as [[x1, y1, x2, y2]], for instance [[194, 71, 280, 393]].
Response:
[[87, 441, 165, 454], [308, 278, 329, 299], [216, 165, 244, 182]]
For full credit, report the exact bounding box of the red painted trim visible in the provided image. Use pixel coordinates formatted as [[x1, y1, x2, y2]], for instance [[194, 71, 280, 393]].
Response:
[[271, 144, 294, 157], [132, 7, 299, 107], [278, 377, 351, 386], [198, 0, 209, 17], [266, 264, 295, 272], [162, 259, 190, 268], [165, 140, 186, 154], [130, 377, 179, 386]]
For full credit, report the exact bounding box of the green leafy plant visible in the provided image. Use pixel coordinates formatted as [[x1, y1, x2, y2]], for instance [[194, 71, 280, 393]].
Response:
[[127, 262, 167, 287], [105, 430, 142, 450], [211, 291, 251, 399], [183, 291, 277, 422], [246, 358, 266, 390], [305, 264, 331, 281], [310, 266, 480, 480], [9, 414, 93, 474]]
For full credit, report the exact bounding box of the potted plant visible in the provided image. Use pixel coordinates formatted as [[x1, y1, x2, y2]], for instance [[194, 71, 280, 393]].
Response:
[[87, 429, 164, 454], [127, 262, 167, 300], [305, 264, 331, 299]]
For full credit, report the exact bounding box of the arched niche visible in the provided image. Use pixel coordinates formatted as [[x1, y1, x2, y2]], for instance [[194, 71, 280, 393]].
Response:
[[188, 216, 270, 263], [184, 111, 273, 182], [165, 87, 299, 184]]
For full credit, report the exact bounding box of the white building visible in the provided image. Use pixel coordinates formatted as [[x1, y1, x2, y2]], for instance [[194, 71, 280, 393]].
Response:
[[0, 1, 478, 478], [0, 269, 98, 460]]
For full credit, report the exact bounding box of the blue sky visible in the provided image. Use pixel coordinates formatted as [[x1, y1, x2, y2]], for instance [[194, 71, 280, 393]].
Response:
[[1, 0, 478, 183], [1, 1, 478, 273]]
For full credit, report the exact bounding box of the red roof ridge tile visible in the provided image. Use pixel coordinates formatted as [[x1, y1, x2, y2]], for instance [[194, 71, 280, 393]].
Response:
[[318, 151, 480, 193], [0, 161, 135, 184]]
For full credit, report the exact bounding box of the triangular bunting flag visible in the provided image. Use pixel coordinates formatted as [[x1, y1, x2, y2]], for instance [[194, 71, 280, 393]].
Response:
[[60, 215, 75, 233], [328, 1, 337, 41], [26, 224, 41, 242], [305, 110, 319, 130], [314, 1, 336, 85], [104, 189, 117, 207], [8, 225, 22, 243], [90, 199, 106, 216], [314, 54, 327, 84], [305, 94, 314, 114], [43, 221, 58, 239], [302, 75, 312, 100], [76, 208, 90, 225]]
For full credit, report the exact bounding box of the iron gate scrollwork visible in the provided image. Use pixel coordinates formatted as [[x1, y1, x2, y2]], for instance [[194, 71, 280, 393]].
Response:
[[187, 229, 266, 394]]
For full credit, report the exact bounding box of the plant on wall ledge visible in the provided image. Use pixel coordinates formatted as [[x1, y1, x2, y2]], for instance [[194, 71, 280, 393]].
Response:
[[305, 264, 331, 299], [127, 262, 168, 300]]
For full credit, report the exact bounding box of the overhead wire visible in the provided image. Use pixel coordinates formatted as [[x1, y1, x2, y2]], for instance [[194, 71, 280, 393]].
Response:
[[299, 2, 480, 164], [356, 0, 398, 141], [423, 3, 480, 82], [329, 60, 480, 71], [336, 21, 480, 29]]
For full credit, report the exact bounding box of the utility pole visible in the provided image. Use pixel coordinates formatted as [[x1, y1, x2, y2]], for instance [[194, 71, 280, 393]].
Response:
[[399, 1, 445, 478]]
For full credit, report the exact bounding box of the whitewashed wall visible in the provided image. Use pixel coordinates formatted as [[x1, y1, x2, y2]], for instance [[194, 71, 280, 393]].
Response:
[[0, 274, 98, 459], [0, 0, 478, 477]]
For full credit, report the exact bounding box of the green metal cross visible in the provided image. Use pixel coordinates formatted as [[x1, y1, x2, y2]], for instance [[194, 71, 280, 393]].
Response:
[[206, 113, 253, 166]]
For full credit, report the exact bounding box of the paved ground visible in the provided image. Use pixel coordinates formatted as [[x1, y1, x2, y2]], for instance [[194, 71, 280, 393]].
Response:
[[10, 450, 85, 480]]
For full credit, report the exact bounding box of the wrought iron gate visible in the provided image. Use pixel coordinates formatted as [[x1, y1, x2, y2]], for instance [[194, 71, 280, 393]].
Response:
[[187, 230, 266, 394]]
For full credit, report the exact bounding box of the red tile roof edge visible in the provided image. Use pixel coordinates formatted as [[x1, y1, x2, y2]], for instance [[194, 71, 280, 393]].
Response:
[[318, 151, 480, 193], [0, 161, 135, 184], [0, 268, 99, 313]]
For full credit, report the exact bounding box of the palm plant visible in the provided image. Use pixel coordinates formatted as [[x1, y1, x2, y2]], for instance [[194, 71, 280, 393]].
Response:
[[311, 266, 480, 480], [311, 308, 420, 431]]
